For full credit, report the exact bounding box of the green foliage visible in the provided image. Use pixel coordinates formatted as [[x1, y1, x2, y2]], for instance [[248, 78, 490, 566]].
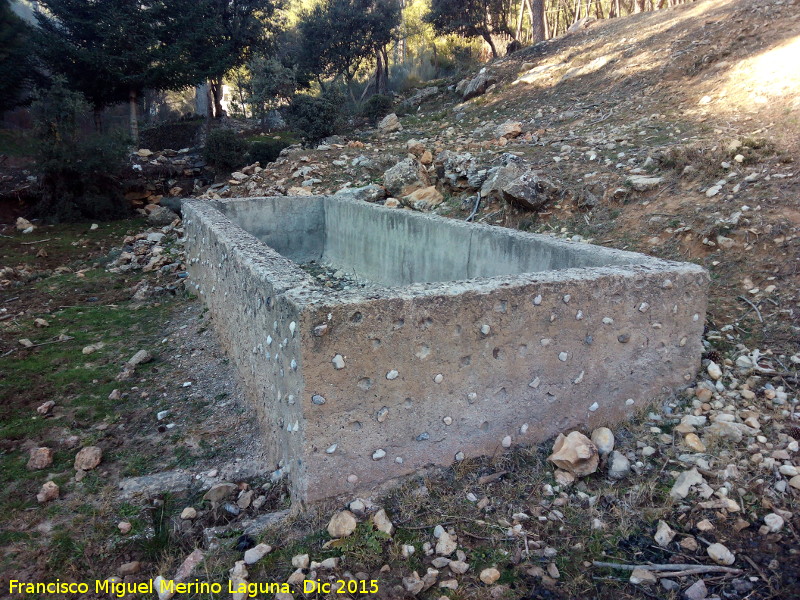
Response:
[[30, 80, 130, 222], [361, 94, 393, 123], [243, 55, 298, 121], [425, 0, 513, 56], [0, 0, 38, 112], [294, 0, 400, 85], [139, 118, 205, 151], [204, 128, 249, 172], [248, 139, 291, 164], [286, 90, 344, 143]]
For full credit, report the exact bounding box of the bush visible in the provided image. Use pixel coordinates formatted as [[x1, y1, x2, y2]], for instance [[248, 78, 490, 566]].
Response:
[[361, 94, 393, 124], [248, 139, 292, 165], [203, 128, 249, 173], [139, 118, 204, 151], [286, 90, 344, 144], [31, 80, 130, 222]]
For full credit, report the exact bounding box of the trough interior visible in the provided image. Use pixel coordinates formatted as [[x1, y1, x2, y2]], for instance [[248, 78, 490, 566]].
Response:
[[218, 196, 648, 286]]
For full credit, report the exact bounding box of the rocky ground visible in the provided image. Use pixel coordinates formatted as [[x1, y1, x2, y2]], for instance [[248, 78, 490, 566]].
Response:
[[1, 0, 799, 599]]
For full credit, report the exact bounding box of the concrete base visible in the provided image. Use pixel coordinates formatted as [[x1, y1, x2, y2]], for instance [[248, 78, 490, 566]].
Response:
[[183, 196, 708, 503]]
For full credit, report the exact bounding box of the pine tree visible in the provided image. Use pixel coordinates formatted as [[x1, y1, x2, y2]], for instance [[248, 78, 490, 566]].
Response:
[[0, 0, 37, 112]]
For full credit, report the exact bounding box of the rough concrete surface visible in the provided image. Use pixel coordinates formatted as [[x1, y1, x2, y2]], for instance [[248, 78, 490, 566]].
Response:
[[183, 196, 708, 503]]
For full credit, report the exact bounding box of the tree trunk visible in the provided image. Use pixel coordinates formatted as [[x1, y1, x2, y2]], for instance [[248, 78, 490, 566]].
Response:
[[381, 46, 389, 89], [515, 0, 526, 40], [482, 30, 498, 57], [530, 0, 546, 42], [93, 108, 103, 133], [129, 89, 139, 145], [210, 78, 224, 119], [375, 50, 385, 95]]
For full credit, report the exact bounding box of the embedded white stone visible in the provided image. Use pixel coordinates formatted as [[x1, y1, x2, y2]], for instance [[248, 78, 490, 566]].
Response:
[[576, 310, 583, 320], [589, 402, 599, 412], [332, 354, 345, 369], [395, 457, 403, 464], [520, 423, 529, 434], [454, 452, 464, 461], [573, 371, 585, 384], [602, 317, 614, 324], [434, 373, 444, 384], [326, 444, 337, 454], [480, 324, 491, 335], [533, 295, 542, 305], [558, 352, 568, 362], [529, 377, 541, 388], [625, 398, 635, 406], [289, 322, 296, 336], [372, 449, 386, 460], [563, 294, 571, 303], [502, 435, 512, 448], [443, 416, 453, 425], [638, 302, 650, 312], [386, 369, 399, 380]]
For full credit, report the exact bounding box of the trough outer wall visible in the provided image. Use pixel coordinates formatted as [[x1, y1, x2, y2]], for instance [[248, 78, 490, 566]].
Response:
[[183, 198, 708, 503]]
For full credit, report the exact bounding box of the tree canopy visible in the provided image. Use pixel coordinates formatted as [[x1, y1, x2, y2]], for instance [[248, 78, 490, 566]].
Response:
[[0, 0, 38, 112], [294, 0, 400, 89], [425, 0, 513, 57]]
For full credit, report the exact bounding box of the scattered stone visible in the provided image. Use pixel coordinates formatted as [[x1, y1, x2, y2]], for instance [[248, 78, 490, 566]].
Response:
[[243, 543, 272, 565], [591, 427, 615, 456], [707, 361, 722, 380], [383, 158, 431, 197], [435, 531, 457, 556], [630, 567, 657, 585], [16, 217, 35, 232], [292, 554, 309, 569], [707, 542, 735, 565], [328, 510, 358, 538], [495, 121, 523, 139], [119, 561, 141, 576], [684, 579, 708, 600], [479, 567, 501, 584], [118, 521, 132, 534], [229, 561, 249, 600], [764, 513, 784, 533], [27, 447, 54, 470], [74, 446, 102, 471], [670, 468, 706, 499], [180, 507, 197, 520], [462, 72, 497, 101], [654, 520, 676, 547], [608, 451, 631, 479], [36, 400, 55, 415], [37, 481, 59, 503], [202, 482, 238, 504], [148, 206, 179, 226], [378, 113, 402, 133], [548, 431, 599, 477], [684, 433, 707, 452], [626, 175, 664, 191], [372, 508, 394, 535], [127, 349, 153, 367]]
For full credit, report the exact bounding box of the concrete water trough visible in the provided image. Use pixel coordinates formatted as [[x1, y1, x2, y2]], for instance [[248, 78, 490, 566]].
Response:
[[183, 196, 708, 504]]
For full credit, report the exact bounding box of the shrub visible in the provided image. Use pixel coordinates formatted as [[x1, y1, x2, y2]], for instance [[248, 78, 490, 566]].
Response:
[[203, 128, 249, 173], [286, 90, 344, 144], [31, 80, 130, 222], [361, 94, 393, 124], [139, 118, 204, 151], [248, 139, 292, 165]]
